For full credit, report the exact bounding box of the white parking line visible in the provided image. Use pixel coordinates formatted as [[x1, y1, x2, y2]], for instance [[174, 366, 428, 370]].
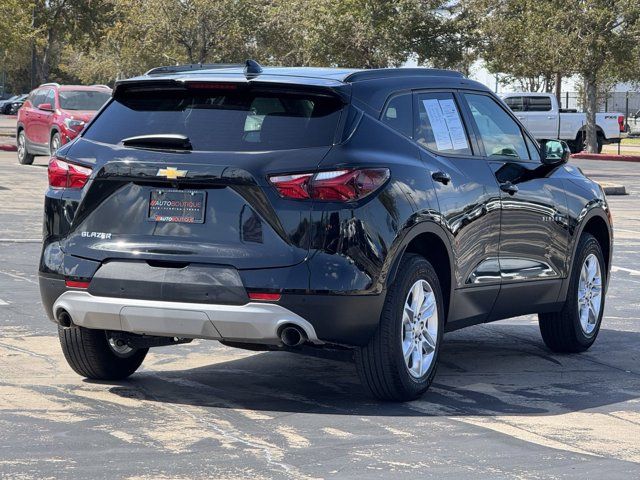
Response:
[[612, 266, 640, 276], [0, 299, 9, 305]]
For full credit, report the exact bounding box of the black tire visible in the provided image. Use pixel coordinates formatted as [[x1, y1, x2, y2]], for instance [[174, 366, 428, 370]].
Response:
[[50, 132, 61, 156], [539, 233, 605, 353], [17, 130, 34, 165], [58, 326, 148, 380], [355, 254, 444, 401], [596, 135, 603, 154]]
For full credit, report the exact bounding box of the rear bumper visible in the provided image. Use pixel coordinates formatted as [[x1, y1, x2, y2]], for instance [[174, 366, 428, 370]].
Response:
[[52, 290, 321, 345]]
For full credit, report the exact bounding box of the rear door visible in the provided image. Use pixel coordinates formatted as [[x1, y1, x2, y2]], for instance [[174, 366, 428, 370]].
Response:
[[33, 88, 55, 145], [503, 95, 528, 128], [23, 89, 44, 144], [525, 95, 559, 139], [461, 92, 570, 318], [412, 90, 502, 326], [62, 83, 346, 270]]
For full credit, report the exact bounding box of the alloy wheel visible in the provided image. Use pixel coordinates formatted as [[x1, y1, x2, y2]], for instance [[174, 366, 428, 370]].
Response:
[[402, 279, 438, 378], [577, 253, 602, 335], [17, 132, 25, 160]]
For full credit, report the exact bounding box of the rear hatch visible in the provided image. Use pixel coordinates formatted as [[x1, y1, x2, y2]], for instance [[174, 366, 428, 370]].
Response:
[[61, 81, 347, 269]]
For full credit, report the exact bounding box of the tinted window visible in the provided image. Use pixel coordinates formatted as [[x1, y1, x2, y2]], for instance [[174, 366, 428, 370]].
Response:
[[84, 88, 344, 151], [59, 90, 111, 111], [382, 93, 412, 137], [504, 96, 524, 112], [415, 92, 472, 155], [44, 89, 55, 107], [527, 96, 552, 112], [464, 94, 529, 160], [30, 89, 45, 108]]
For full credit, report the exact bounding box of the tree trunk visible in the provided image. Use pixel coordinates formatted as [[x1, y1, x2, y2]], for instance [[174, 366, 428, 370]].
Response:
[[583, 73, 598, 153], [555, 72, 562, 107]]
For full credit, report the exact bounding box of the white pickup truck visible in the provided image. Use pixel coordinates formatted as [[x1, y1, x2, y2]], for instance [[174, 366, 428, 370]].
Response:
[[501, 92, 624, 153]]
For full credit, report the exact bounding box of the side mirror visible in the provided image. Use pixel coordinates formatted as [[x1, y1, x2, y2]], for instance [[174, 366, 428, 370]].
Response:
[[540, 139, 570, 166], [38, 102, 53, 112]]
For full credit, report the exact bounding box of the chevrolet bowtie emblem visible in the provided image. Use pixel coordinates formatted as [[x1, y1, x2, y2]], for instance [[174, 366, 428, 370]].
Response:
[[157, 167, 187, 180]]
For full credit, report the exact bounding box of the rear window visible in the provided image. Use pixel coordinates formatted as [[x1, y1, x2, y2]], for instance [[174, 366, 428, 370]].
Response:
[[527, 96, 552, 112], [59, 90, 111, 111], [83, 87, 344, 151]]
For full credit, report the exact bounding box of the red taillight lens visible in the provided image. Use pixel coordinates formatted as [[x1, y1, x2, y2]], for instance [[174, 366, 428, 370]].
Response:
[[269, 168, 389, 201], [248, 292, 281, 301], [619, 115, 625, 132], [48, 157, 92, 189], [268, 173, 314, 199], [65, 280, 90, 289]]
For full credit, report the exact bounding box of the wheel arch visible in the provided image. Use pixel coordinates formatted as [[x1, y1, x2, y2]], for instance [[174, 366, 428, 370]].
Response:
[[560, 207, 612, 301], [387, 221, 454, 320]]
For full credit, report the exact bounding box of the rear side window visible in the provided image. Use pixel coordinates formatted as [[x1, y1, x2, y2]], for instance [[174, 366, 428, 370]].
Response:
[[84, 87, 344, 151], [59, 90, 111, 111], [527, 96, 552, 112], [414, 92, 472, 155], [464, 93, 530, 160], [504, 96, 524, 112], [381, 93, 412, 137]]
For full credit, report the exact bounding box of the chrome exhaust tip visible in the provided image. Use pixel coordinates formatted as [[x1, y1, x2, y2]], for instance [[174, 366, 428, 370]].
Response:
[[56, 308, 73, 328], [280, 325, 307, 347]]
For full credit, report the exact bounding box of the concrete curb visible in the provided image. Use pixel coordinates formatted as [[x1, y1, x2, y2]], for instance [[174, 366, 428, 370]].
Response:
[[572, 153, 640, 162], [599, 183, 627, 195], [0, 144, 16, 152]]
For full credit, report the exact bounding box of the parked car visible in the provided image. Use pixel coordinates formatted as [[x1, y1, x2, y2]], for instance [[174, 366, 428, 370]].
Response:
[[0, 94, 21, 114], [7, 94, 28, 115], [501, 92, 624, 153], [16, 83, 111, 165], [39, 63, 612, 401]]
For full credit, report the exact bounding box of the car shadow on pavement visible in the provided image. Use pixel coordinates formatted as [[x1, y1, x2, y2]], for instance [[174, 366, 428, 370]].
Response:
[[103, 323, 640, 417]]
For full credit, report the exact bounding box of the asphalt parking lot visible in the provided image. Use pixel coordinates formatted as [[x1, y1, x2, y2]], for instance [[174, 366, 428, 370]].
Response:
[[0, 150, 639, 479]]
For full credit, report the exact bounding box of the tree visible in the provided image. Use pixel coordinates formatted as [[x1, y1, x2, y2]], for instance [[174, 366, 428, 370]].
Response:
[[0, 0, 35, 93], [465, 0, 640, 152], [64, 0, 259, 83], [560, 0, 640, 152], [462, 1, 571, 95], [256, 0, 459, 69]]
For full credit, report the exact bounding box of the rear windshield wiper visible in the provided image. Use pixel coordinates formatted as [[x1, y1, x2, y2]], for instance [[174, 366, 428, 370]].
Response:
[[122, 134, 192, 151]]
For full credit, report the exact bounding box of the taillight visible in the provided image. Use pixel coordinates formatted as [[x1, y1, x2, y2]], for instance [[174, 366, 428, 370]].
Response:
[[619, 115, 625, 133], [48, 157, 92, 189], [269, 168, 390, 201]]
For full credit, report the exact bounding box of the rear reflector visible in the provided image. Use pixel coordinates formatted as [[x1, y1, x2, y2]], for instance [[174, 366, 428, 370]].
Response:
[[48, 157, 92, 189], [248, 292, 281, 301], [269, 168, 390, 201], [65, 280, 90, 289]]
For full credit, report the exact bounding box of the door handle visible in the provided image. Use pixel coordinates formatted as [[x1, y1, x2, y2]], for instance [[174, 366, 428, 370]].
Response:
[[547, 116, 554, 119], [431, 171, 451, 185], [500, 182, 518, 195]]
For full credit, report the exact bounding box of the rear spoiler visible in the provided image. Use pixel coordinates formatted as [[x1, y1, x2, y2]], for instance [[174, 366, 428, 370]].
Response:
[[112, 78, 351, 104]]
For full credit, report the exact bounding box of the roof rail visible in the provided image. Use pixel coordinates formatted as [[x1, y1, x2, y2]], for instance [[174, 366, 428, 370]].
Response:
[[343, 68, 464, 83], [145, 63, 244, 76], [39, 82, 60, 87]]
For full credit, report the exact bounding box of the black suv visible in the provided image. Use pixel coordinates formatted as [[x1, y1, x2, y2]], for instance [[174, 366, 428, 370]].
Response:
[[39, 62, 612, 401]]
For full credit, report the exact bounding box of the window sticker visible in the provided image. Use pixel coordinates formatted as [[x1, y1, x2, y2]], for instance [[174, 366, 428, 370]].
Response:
[[438, 99, 470, 150], [423, 99, 453, 150], [422, 98, 470, 151]]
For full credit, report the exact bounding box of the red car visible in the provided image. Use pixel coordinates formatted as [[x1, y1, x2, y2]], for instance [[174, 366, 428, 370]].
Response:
[[16, 83, 111, 165]]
